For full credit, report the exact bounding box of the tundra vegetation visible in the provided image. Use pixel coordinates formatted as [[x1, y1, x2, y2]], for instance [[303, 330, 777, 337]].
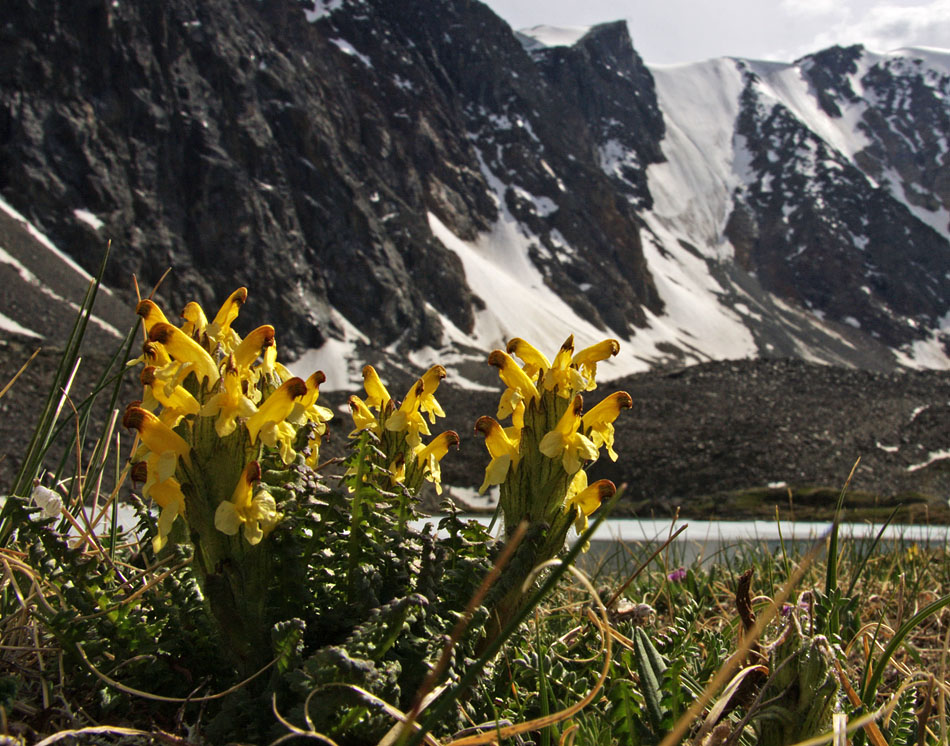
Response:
[[0, 265, 948, 745]]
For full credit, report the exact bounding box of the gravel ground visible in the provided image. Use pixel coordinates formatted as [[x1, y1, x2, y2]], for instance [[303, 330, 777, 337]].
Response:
[[3, 334, 948, 522]]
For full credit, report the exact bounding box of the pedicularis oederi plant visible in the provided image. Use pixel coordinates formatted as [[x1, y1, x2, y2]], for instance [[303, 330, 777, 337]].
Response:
[[113, 288, 631, 740]]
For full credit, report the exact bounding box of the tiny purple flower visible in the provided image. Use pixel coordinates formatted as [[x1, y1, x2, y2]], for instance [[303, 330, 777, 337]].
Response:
[[667, 567, 687, 583]]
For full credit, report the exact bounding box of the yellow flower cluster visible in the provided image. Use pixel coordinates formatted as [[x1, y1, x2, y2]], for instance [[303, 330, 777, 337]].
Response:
[[124, 288, 332, 551], [478, 335, 632, 535], [348, 364, 458, 495]]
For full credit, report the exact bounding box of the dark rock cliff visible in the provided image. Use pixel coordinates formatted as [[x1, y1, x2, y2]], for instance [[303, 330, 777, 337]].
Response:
[[0, 0, 665, 355]]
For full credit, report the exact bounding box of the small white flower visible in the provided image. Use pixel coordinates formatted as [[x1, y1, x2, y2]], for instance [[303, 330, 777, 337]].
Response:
[[31, 485, 64, 518]]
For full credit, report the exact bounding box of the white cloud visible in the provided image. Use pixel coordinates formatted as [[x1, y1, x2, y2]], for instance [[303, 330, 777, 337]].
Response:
[[780, 0, 843, 17], [806, 1, 950, 54]]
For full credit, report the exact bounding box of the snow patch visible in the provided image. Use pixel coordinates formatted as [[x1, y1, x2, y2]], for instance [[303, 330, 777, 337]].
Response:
[[301, 0, 342, 22], [290, 310, 369, 392], [328, 38, 372, 67], [907, 450, 950, 472], [517, 25, 590, 50], [73, 209, 104, 231], [0, 196, 114, 297], [0, 311, 42, 339]]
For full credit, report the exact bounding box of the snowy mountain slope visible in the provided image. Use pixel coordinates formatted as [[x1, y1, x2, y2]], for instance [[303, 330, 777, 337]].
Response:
[[635, 44, 950, 370], [0, 198, 127, 347]]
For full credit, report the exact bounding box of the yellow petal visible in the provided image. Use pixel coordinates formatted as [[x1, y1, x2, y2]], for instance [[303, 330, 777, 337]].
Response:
[[140, 366, 200, 416], [582, 391, 633, 428], [135, 299, 169, 333], [124, 404, 191, 459], [180, 301, 208, 337], [572, 339, 620, 388], [568, 479, 615, 517], [479, 453, 512, 494], [362, 365, 391, 410], [506, 338, 551, 378], [348, 395, 379, 435], [415, 430, 459, 467], [233, 325, 275, 369], [488, 350, 540, 402], [214, 501, 242, 535], [149, 323, 220, 386], [246, 377, 307, 443], [210, 287, 247, 334], [230, 461, 261, 510]]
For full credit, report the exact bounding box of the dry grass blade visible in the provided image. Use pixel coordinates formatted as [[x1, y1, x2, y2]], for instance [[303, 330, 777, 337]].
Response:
[[76, 642, 277, 702], [834, 660, 887, 746], [33, 724, 193, 746], [0, 346, 41, 401]]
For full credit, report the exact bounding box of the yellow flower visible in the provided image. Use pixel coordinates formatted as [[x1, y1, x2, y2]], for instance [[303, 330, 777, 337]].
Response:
[[233, 325, 275, 370], [415, 365, 447, 424], [290, 371, 334, 430], [564, 471, 615, 533], [140, 366, 200, 427], [541, 336, 586, 396], [386, 379, 431, 448], [206, 287, 247, 352], [361, 365, 391, 411], [582, 391, 632, 461], [506, 337, 551, 379], [538, 394, 598, 474], [474, 416, 522, 494], [134, 340, 172, 369], [414, 430, 459, 494], [135, 299, 170, 333], [123, 404, 192, 470], [260, 419, 298, 465], [180, 301, 208, 338], [348, 395, 380, 436], [246, 377, 308, 444], [214, 461, 281, 545], [148, 476, 187, 552], [201, 360, 258, 437], [572, 339, 620, 390], [149, 322, 220, 387], [488, 349, 539, 422]]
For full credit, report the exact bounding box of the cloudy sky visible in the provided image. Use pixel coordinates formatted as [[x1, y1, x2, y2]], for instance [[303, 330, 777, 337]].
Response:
[[480, 0, 950, 64]]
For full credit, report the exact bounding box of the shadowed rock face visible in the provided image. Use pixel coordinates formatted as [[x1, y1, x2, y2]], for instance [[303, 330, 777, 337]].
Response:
[[0, 0, 664, 356], [729, 48, 950, 349]]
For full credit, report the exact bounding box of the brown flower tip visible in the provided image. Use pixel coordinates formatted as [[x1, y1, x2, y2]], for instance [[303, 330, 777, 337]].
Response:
[[593, 479, 617, 500], [130, 461, 148, 484], [135, 299, 161, 319], [571, 394, 584, 416], [474, 415, 495, 437], [285, 377, 308, 400], [148, 322, 175, 345], [122, 404, 146, 431], [487, 350, 507, 369]]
